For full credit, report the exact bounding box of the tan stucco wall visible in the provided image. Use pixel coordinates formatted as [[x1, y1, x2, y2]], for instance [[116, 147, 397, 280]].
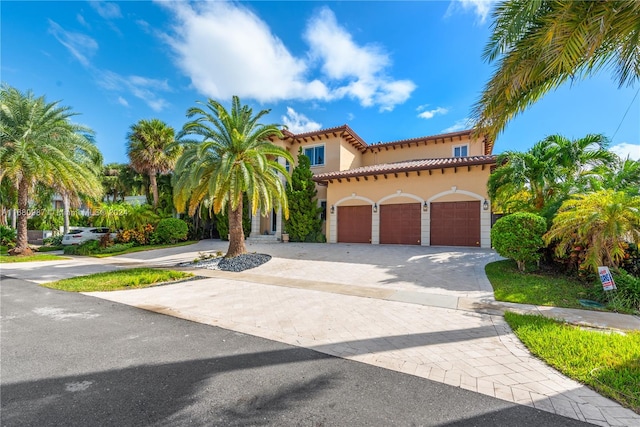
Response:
[[340, 142, 363, 170], [361, 136, 485, 165]]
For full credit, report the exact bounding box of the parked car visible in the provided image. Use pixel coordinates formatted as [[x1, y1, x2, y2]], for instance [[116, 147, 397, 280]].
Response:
[[61, 227, 116, 245]]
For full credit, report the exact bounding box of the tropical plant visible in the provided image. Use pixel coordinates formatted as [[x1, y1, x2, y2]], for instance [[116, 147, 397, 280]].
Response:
[[126, 118, 182, 209], [545, 190, 640, 272], [473, 0, 640, 140], [213, 194, 252, 241], [285, 148, 323, 242], [173, 96, 294, 257], [588, 157, 640, 196], [0, 85, 102, 254], [152, 218, 188, 244], [0, 224, 16, 246], [489, 134, 615, 219], [491, 212, 547, 271]]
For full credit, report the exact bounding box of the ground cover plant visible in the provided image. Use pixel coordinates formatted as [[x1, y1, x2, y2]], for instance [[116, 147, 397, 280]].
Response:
[[42, 268, 194, 292], [505, 312, 640, 413], [63, 240, 197, 257]]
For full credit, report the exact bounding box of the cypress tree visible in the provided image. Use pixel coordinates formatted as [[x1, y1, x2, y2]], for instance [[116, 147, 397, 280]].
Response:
[[284, 148, 324, 242]]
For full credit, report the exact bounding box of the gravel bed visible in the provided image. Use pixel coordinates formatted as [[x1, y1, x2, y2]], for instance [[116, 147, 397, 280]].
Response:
[[177, 253, 271, 272]]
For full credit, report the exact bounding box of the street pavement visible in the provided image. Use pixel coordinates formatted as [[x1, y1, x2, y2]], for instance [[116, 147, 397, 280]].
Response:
[[1, 276, 589, 426], [1, 240, 639, 426]]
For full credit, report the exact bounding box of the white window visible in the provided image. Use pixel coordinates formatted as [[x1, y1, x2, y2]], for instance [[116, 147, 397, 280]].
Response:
[[453, 144, 468, 157], [304, 145, 325, 166]]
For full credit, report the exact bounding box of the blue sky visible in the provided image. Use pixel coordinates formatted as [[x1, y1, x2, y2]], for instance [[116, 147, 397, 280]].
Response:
[[3, 0, 639, 164]]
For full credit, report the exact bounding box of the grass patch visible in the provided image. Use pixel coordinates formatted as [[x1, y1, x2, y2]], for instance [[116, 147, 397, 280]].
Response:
[[42, 268, 194, 292], [0, 245, 8, 254], [485, 260, 595, 309], [0, 253, 69, 263], [505, 312, 640, 412], [90, 240, 198, 258]]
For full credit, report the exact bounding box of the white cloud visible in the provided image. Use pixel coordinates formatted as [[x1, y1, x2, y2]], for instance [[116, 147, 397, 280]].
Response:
[[48, 20, 98, 67], [159, 3, 414, 111], [446, 0, 497, 24], [282, 107, 322, 134], [347, 113, 355, 121], [305, 7, 415, 111], [98, 71, 170, 112], [418, 106, 448, 120], [160, 2, 329, 103], [442, 117, 474, 133], [117, 96, 129, 107], [610, 142, 640, 160], [90, 1, 122, 19], [77, 14, 90, 28]]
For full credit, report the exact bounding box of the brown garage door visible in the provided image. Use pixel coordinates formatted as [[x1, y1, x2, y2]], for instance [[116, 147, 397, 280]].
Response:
[[338, 205, 372, 243], [380, 203, 421, 245], [430, 201, 480, 247]]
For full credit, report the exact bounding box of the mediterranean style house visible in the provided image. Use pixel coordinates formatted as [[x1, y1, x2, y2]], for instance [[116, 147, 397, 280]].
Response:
[[250, 126, 496, 248]]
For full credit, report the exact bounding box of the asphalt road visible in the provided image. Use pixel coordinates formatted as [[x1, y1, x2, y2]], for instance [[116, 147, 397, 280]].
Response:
[[1, 275, 591, 426]]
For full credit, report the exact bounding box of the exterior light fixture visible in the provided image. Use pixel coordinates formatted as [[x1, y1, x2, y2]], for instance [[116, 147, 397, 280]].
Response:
[[330, 205, 335, 214], [373, 203, 378, 213], [423, 201, 428, 212], [483, 200, 489, 211]]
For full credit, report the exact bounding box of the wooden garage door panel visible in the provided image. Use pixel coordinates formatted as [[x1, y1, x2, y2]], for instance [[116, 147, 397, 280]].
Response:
[[430, 201, 480, 247], [380, 203, 421, 245], [338, 205, 372, 243]]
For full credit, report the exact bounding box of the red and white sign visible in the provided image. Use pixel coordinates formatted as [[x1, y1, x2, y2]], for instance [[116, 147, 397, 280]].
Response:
[[598, 266, 617, 291]]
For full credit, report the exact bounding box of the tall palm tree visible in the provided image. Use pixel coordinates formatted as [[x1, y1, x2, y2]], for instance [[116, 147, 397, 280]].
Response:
[[545, 190, 640, 272], [0, 85, 102, 254], [489, 134, 618, 216], [173, 96, 294, 258], [126, 119, 181, 209], [473, 0, 640, 140]]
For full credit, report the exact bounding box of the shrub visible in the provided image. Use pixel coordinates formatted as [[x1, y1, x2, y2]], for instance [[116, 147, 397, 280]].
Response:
[[116, 224, 154, 245], [491, 212, 547, 272], [0, 225, 16, 246], [98, 242, 135, 254], [151, 218, 188, 244], [43, 235, 63, 246], [284, 148, 323, 242], [622, 243, 640, 278], [607, 270, 640, 312], [63, 240, 100, 255]]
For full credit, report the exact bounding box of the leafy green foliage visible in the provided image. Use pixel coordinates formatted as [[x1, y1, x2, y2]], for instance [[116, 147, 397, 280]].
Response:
[[491, 212, 546, 271], [474, 1, 640, 140], [605, 270, 640, 313], [63, 240, 100, 255], [284, 149, 323, 242], [505, 312, 640, 412], [152, 218, 188, 244], [545, 190, 640, 272], [0, 225, 16, 246]]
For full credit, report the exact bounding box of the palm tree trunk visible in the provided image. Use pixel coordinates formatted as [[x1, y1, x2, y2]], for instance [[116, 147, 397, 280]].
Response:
[[226, 197, 246, 258], [63, 192, 70, 234], [14, 178, 30, 254], [149, 170, 158, 209]]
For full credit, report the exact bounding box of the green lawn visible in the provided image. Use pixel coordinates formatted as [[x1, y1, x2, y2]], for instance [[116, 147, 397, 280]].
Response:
[[505, 312, 640, 413], [90, 240, 198, 257], [0, 253, 69, 263], [485, 260, 596, 309], [42, 268, 194, 292]]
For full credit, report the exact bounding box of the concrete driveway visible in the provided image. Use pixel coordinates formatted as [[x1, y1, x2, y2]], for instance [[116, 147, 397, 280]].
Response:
[[2, 240, 639, 425]]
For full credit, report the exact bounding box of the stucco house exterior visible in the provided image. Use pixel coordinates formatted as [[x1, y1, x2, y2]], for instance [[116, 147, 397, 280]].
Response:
[[250, 126, 496, 248]]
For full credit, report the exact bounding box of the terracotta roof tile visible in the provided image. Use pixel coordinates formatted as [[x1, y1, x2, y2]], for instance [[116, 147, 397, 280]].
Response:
[[312, 155, 497, 182]]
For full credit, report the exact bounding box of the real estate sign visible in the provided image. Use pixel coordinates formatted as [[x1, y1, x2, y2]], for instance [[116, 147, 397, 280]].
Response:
[[598, 266, 617, 291]]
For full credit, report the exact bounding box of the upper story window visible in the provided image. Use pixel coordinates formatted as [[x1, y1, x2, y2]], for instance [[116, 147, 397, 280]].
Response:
[[285, 160, 290, 173], [453, 144, 468, 157], [304, 145, 325, 167]]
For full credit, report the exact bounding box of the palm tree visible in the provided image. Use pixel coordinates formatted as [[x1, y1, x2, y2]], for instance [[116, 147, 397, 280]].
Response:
[[473, 0, 640, 140], [545, 190, 640, 272], [489, 134, 618, 217], [0, 85, 102, 254], [589, 157, 640, 197], [173, 96, 294, 258], [126, 119, 182, 209]]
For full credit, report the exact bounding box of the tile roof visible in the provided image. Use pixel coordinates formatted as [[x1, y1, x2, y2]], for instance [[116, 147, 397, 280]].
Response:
[[312, 155, 497, 182], [281, 124, 368, 152]]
